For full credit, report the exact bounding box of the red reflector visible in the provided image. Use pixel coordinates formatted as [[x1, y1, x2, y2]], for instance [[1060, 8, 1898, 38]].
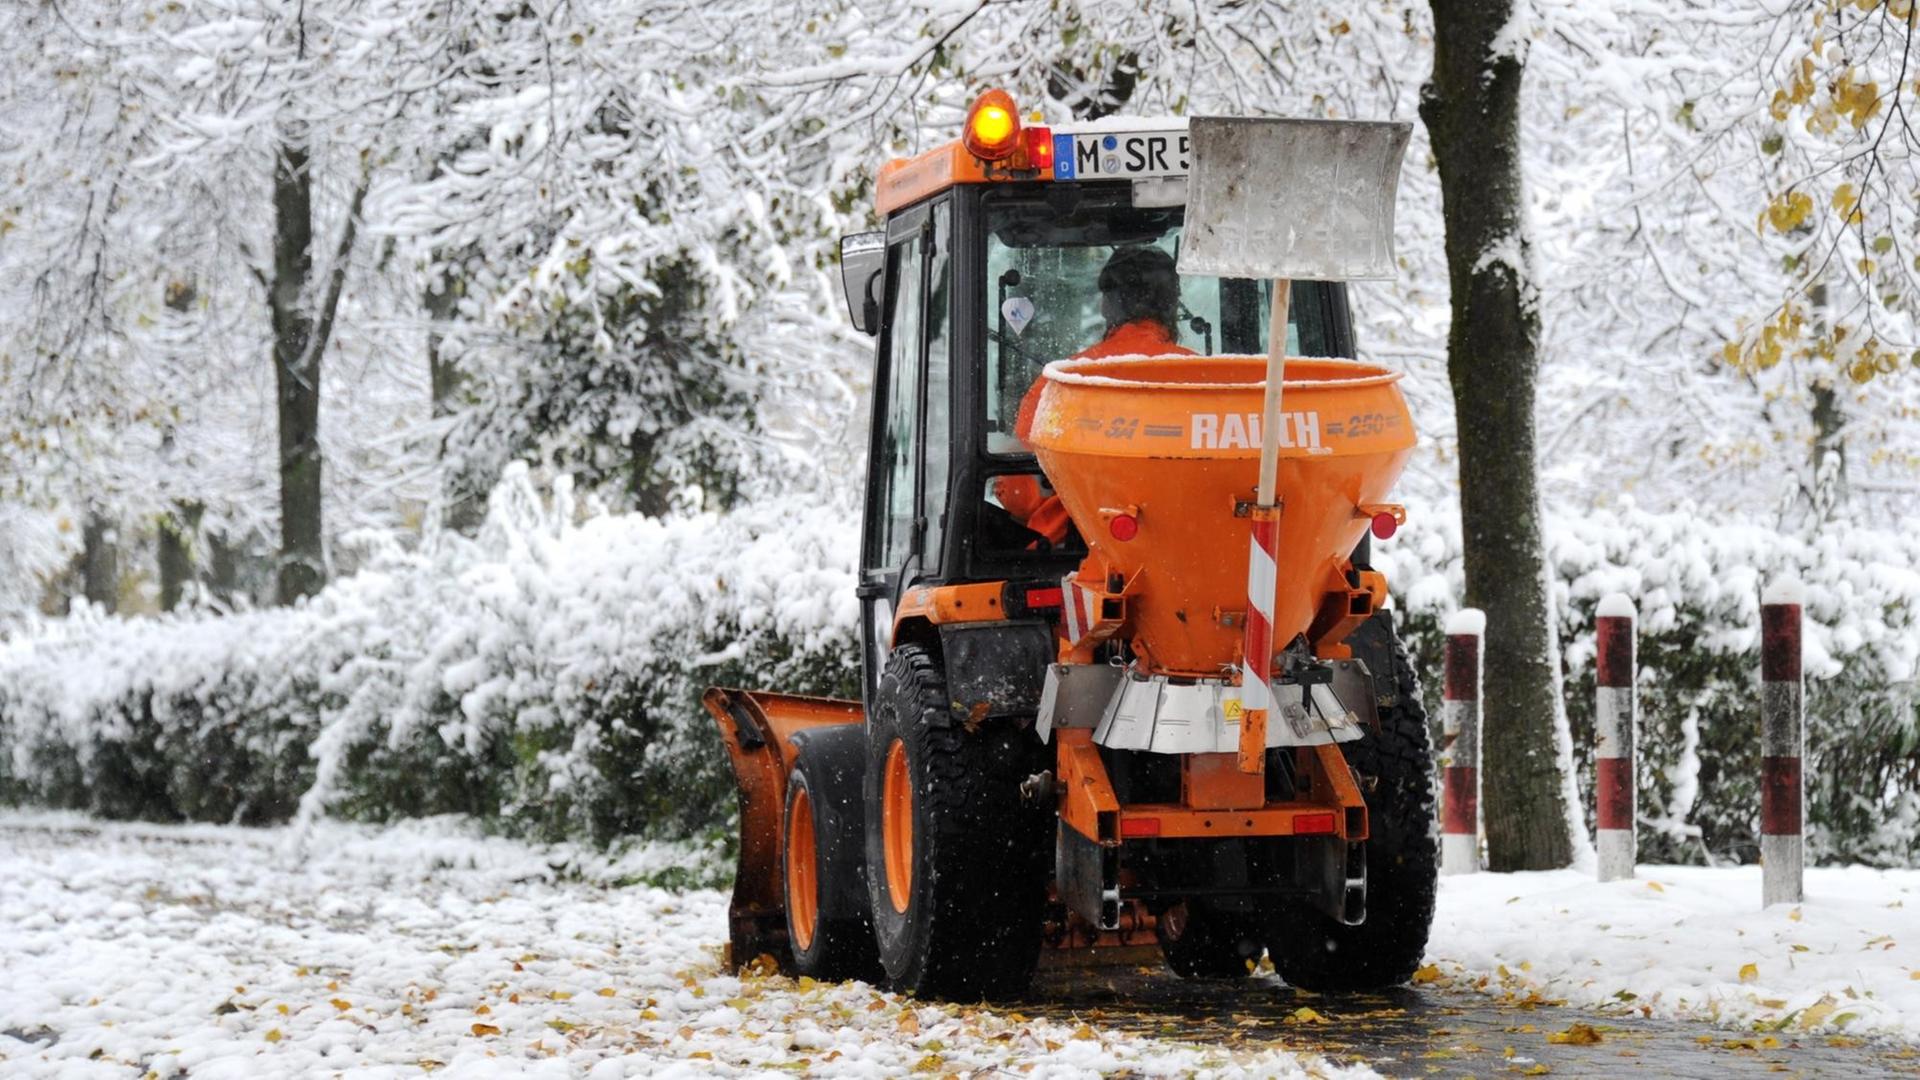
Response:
[[1024, 586, 1063, 608], [1025, 126, 1054, 170], [1294, 812, 1337, 836], [1370, 511, 1398, 541], [1120, 816, 1161, 838], [1109, 514, 1139, 542]]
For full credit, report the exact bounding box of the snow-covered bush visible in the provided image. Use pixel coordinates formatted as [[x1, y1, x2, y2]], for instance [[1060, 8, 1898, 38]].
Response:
[[2, 479, 1914, 864], [0, 467, 860, 845], [1382, 504, 1920, 867]]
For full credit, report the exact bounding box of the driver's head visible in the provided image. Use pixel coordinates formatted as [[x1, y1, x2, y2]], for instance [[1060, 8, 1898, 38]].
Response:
[[1098, 245, 1180, 336]]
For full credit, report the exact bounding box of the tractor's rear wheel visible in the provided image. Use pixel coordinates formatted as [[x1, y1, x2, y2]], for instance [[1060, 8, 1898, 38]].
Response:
[[1156, 901, 1261, 979], [1267, 612, 1437, 992], [782, 727, 882, 982], [863, 644, 1051, 1000]]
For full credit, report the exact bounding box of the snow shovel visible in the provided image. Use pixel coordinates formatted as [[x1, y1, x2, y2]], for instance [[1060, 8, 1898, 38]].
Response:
[[1175, 116, 1412, 773]]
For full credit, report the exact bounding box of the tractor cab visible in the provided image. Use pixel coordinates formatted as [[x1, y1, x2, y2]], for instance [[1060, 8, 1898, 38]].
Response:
[[839, 106, 1357, 703]]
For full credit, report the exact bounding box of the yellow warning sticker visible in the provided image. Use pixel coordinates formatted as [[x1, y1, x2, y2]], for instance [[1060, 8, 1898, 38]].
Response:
[[1223, 699, 1244, 721]]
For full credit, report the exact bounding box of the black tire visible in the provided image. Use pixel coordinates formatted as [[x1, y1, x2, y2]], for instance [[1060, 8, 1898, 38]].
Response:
[[1268, 611, 1438, 992], [1156, 901, 1261, 979], [782, 727, 883, 983], [863, 644, 1052, 1000]]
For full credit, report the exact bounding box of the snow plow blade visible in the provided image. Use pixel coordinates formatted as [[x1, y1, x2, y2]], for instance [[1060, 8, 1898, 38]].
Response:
[[702, 687, 862, 971]]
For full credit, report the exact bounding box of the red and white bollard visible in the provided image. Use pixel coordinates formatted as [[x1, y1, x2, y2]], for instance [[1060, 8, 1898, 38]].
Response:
[[1595, 593, 1637, 882], [1761, 578, 1804, 906], [1441, 608, 1484, 875]]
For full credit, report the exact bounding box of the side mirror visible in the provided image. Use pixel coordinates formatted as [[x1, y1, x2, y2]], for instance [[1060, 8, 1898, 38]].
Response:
[[839, 231, 886, 336]]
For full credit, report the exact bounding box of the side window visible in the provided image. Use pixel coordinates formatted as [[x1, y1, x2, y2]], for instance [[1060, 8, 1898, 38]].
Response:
[[867, 232, 926, 571], [921, 203, 953, 569]]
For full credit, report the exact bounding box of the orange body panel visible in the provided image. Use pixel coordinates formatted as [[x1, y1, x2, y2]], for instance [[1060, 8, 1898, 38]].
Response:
[[702, 688, 863, 967], [1027, 355, 1415, 676], [893, 581, 1008, 630], [875, 138, 1055, 215]]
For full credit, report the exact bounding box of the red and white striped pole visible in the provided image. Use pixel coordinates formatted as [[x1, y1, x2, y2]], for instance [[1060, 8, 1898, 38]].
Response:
[[1238, 509, 1280, 771], [1595, 593, 1637, 882], [1237, 282, 1293, 774], [1761, 578, 1804, 906], [1441, 608, 1484, 875]]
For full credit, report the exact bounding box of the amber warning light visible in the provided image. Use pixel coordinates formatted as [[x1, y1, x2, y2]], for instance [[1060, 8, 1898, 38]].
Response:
[[964, 89, 1020, 160]]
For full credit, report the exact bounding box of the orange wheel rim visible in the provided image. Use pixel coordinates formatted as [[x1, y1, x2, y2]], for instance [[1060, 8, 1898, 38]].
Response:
[[882, 738, 913, 914], [786, 786, 819, 952]]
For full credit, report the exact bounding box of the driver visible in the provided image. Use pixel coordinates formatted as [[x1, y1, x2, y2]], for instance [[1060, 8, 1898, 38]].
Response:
[[1000, 245, 1195, 545]]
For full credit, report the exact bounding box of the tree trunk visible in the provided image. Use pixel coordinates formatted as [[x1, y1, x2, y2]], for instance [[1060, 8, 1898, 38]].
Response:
[[426, 269, 483, 533], [1421, 0, 1575, 870], [272, 133, 324, 605], [208, 530, 241, 609], [158, 501, 202, 612], [81, 514, 118, 613], [270, 127, 370, 605]]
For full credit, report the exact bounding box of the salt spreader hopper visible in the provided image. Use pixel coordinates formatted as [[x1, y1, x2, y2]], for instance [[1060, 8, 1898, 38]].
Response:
[[704, 90, 1431, 1000]]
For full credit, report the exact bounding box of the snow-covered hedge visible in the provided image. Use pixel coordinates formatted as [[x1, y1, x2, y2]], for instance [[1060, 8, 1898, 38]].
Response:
[[0, 466, 861, 845], [1382, 505, 1920, 867], [2, 476, 1915, 864]]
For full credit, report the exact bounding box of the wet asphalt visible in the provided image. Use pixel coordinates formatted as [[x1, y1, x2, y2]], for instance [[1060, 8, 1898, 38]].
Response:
[[1027, 963, 1920, 1077]]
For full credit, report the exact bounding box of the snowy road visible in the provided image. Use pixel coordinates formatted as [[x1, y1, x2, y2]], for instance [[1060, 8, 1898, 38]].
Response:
[[0, 814, 1356, 1078], [2, 813, 1915, 1078]]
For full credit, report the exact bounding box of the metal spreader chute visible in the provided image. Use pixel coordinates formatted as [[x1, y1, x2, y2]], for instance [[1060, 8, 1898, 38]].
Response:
[[1175, 117, 1412, 772]]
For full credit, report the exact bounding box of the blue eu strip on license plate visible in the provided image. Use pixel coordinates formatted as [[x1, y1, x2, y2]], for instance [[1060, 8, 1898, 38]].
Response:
[[1051, 130, 1191, 182]]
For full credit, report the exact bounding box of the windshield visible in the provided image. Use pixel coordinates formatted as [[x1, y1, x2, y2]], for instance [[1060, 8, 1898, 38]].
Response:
[[983, 187, 1333, 455]]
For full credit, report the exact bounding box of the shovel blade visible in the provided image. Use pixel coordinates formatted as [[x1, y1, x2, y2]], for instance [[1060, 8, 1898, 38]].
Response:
[[1176, 117, 1412, 283]]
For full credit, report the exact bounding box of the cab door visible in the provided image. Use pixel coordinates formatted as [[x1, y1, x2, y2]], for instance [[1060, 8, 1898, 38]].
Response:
[[857, 198, 954, 705]]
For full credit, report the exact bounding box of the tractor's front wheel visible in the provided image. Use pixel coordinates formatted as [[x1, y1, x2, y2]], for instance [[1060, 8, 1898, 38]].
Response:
[[863, 644, 1051, 1000], [782, 726, 882, 982], [1266, 612, 1438, 992]]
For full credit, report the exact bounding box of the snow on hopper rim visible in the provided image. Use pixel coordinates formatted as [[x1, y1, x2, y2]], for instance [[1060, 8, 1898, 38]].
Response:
[[1596, 592, 1637, 620], [1446, 607, 1486, 637], [1763, 576, 1805, 607]]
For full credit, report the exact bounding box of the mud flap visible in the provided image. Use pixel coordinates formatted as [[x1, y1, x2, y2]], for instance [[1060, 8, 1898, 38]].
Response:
[[1057, 824, 1122, 931], [1308, 835, 1368, 926]]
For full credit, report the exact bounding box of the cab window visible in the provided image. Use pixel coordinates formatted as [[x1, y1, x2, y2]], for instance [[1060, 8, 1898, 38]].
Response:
[[982, 187, 1332, 455]]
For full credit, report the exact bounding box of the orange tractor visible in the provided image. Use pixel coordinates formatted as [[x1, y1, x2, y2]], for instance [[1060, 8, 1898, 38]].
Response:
[[705, 91, 1432, 1000]]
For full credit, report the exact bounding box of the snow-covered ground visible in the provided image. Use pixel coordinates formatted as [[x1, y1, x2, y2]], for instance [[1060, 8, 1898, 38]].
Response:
[[0, 813, 1360, 1079], [1424, 863, 1920, 1045], [4, 813, 1917, 1079]]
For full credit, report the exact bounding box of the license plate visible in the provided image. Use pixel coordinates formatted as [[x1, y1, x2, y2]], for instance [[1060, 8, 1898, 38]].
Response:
[[1052, 130, 1192, 181]]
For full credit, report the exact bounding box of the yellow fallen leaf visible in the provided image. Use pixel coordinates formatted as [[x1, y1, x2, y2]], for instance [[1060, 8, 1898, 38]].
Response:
[[473, 1004, 491, 1016], [898, 1010, 920, 1035], [1547, 1022, 1602, 1045], [1739, 963, 1759, 984], [1646, 881, 1664, 893], [912, 1053, 944, 1073], [1788, 907, 1802, 922], [1411, 964, 1444, 984], [597, 988, 616, 998], [688, 1050, 713, 1060], [470, 1023, 500, 1037], [1071, 1024, 1097, 1040], [1287, 1007, 1328, 1025], [1800, 1001, 1835, 1028], [329, 998, 352, 1012], [548, 990, 572, 1001], [797, 976, 818, 992], [1524, 1066, 1551, 1076], [275, 1004, 289, 1016], [264, 1028, 283, 1044]]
